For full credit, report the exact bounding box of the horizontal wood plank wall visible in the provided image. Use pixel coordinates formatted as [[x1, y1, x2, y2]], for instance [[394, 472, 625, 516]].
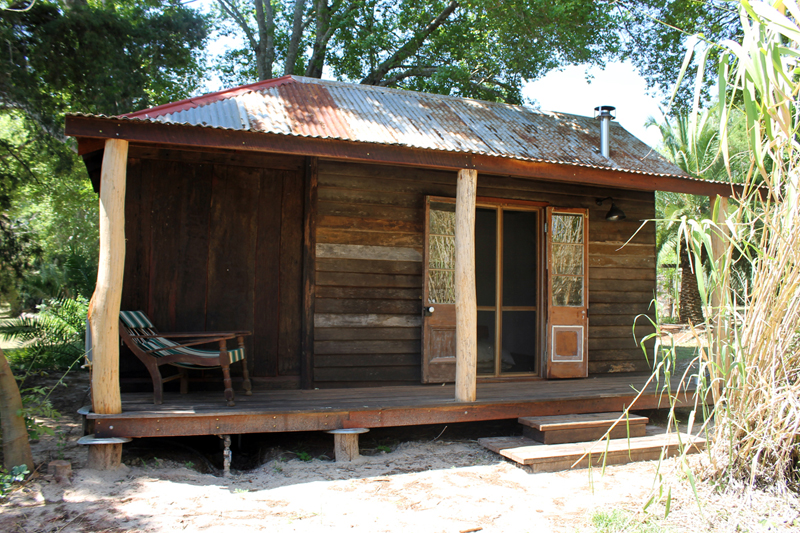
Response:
[[120, 149, 305, 390], [313, 161, 657, 388], [314, 162, 433, 387]]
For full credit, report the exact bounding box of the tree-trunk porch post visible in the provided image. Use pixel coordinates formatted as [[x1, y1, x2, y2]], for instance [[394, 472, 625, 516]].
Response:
[[455, 169, 477, 402], [88, 138, 128, 469]]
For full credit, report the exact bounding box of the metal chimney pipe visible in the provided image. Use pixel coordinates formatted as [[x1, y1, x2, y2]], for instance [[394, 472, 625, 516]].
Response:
[[594, 105, 616, 158]]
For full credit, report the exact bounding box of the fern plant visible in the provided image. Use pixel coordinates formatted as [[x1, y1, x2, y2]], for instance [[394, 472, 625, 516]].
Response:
[[0, 296, 88, 371]]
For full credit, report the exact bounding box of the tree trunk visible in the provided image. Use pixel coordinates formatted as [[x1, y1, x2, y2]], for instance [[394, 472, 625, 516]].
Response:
[[454, 169, 477, 402], [679, 243, 705, 325], [306, 0, 330, 78], [91, 138, 128, 416], [284, 0, 307, 75], [253, 0, 275, 80], [0, 347, 34, 471]]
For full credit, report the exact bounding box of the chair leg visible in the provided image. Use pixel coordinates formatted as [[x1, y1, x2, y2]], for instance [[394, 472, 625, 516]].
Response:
[[239, 336, 252, 396], [220, 340, 235, 407], [147, 363, 164, 405], [241, 359, 252, 396], [132, 351, 164, 405], [179, 368, 189, 395]]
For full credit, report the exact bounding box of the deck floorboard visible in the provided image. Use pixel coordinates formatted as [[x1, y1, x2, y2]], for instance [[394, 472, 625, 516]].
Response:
[[86, 373, 693, 438]]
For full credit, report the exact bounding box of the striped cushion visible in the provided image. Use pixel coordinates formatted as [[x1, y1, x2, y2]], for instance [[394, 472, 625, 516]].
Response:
[[120, 311, 154, 329], [139, 336, 244, 364], [172, 348, 245, 369], [120, 310, 244, 366]]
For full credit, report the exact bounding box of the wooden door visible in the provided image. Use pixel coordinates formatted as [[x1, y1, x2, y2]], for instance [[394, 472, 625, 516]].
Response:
[[546, 207, 589, 378], [422, 198, 457, 383]]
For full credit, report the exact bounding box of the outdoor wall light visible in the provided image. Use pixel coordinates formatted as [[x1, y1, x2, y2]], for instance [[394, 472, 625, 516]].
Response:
[[596, 197, 626, 221]]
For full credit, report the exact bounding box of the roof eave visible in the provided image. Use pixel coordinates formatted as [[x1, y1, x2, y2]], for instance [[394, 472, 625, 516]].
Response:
[[65, 114, 740, 198]]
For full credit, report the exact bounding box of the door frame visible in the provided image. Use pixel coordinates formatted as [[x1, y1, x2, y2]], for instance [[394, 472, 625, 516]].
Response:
[[422, 195, 549, 382], [475, 199, 546, 378], [545, 207, 590, 379]]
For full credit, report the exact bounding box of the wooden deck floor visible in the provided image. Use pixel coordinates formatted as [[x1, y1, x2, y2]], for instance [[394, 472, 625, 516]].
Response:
[[87, 373, 694, 439]]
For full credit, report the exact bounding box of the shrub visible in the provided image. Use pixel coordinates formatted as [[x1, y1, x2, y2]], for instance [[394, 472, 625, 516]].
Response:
[[0, 296, 88, 371]]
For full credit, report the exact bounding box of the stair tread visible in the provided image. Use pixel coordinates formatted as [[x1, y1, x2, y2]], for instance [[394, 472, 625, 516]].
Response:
[[518, 412, 648, 431], [479, 432, 705, 468]]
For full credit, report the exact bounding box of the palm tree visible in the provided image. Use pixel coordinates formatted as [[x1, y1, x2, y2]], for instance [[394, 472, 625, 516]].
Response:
[[649, 110, 726, 324]]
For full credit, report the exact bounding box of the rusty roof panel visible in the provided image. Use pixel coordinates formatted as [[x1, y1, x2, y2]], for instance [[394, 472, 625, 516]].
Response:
[[118, 75, 686, 178]]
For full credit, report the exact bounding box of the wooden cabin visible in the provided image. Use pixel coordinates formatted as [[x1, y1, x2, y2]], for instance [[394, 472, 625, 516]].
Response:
[[66, 76, 732, 466]]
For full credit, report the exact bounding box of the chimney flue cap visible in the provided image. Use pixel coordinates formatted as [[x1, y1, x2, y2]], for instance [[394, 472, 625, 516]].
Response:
[[594, 106, 616, 120]]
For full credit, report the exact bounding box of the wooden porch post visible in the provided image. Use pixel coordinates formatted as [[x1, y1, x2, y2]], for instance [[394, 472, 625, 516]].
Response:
[[88, 139, 128, 469], [455, 169, 477, 402]]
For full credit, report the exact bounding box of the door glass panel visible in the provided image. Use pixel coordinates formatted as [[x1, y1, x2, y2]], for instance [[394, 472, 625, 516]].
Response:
[[503, 210, 537, 306], [501, 311, 537, 373], [553, 276, 583, 306], [551, 213, 584, 307], [475, 208, 497, 307], [428, 202, 456, 304], [429, 235, 455, 269], [477, 311, 495, 375], [552, 214, 583, 243], [428, 270, 455, 304], [552, 243, 583, 275], [429, 202, 456, 234]]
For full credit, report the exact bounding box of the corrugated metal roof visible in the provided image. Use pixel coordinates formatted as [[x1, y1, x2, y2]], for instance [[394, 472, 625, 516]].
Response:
[[120, 75, 686, 178]]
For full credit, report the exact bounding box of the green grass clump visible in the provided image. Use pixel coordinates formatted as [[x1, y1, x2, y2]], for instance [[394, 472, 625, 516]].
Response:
[[591, 509, 668, 533]]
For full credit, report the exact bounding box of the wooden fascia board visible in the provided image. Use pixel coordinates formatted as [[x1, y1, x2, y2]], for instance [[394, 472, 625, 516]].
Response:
[[66, 114, 739, 197]]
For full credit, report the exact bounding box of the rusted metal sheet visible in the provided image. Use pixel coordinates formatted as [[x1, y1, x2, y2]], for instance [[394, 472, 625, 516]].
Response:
[[64, 115, 740, 197], [81, 75, 688, 179]]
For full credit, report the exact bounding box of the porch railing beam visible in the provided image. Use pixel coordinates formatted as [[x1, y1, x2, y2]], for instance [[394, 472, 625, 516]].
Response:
[[455, 169, 478, 402]]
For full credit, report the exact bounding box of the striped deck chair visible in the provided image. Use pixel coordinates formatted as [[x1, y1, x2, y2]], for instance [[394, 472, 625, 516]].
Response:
[[119, 311, 252, 406]]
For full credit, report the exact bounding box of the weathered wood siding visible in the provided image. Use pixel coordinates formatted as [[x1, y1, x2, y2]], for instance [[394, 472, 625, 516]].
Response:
[[313, 161, 656, 387], [120, 148, 305, 389]]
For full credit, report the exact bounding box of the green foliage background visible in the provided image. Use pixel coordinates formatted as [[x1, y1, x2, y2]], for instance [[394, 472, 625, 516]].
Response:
[[0, 0, 752, 362]]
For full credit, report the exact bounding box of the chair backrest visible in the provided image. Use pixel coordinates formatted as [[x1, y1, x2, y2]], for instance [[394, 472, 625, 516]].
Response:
[[120, 311, 164, 354], [119, 311, 186, 358], [120, 311, 156, 330], [119, 310, 242, 364]]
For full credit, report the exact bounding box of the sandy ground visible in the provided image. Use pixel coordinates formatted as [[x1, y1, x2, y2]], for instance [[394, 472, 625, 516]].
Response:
[[2, 371, 799, 532]]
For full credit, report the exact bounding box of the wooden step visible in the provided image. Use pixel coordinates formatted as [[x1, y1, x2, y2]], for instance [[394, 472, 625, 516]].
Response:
[[518, 412, 649, 444], [478, 432, 705, 473]]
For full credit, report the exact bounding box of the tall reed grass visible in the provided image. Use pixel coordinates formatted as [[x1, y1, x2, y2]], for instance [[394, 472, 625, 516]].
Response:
[[652, 0, 800, 494]]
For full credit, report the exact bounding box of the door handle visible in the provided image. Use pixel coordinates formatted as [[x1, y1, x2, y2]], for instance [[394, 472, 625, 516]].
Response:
[[423, 306, 435, 316]]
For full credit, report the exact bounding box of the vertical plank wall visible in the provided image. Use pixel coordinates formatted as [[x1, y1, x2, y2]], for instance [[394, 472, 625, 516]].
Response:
[[313, 161, 657, 388], [120, 150, 305, 390]]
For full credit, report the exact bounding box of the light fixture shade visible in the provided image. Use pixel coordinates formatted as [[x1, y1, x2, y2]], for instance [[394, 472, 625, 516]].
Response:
[[605, 203, 626, 221]]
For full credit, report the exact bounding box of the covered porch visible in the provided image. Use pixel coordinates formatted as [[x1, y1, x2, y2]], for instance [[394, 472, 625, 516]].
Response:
[[87, 373, 693, 439]]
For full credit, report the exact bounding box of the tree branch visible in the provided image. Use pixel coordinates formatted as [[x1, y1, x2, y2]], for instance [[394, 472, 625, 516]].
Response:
[[306, 0, 358, 78], [361, 0, 459, 86], [217, 0, 259, 57], [0, 141, 39, 183], [378, 66, 439, 86]]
